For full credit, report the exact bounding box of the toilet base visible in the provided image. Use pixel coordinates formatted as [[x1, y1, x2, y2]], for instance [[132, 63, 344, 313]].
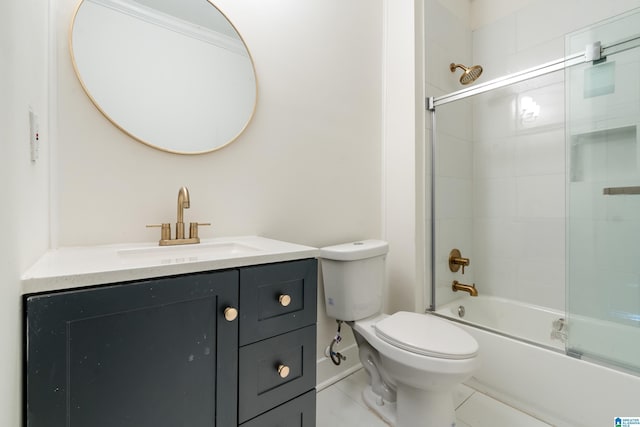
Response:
[[363, 383, 457, 427], [362, 386, 397, 426]]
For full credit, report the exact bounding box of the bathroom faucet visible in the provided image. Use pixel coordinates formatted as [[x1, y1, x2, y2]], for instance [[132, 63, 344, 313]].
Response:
[[147, 186, 210, 246], [452, 280, 478, 297], [176, 186, 190, 239]]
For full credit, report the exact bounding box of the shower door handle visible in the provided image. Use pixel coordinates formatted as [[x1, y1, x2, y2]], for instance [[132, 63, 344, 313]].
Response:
[[603, 186, 640, 195]]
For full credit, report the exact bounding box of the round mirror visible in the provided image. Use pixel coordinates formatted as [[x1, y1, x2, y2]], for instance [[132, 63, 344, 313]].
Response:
[[70, 0, 257, 154]]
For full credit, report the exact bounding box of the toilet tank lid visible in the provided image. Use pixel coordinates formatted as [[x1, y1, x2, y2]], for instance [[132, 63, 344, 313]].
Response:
[[319, 240, 389, 261]]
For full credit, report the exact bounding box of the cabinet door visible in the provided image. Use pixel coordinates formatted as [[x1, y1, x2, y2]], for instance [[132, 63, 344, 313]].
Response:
[[25, 270, 239, 427]]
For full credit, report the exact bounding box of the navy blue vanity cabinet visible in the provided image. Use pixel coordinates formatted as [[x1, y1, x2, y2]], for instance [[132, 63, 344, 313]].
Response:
[[24, 258, 317, 427], [24, 269, 239, 427], [238, 259, 317, 426]]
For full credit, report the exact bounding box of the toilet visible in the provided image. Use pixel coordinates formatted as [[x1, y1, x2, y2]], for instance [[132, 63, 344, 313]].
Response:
[[319, 240, 479, 427]]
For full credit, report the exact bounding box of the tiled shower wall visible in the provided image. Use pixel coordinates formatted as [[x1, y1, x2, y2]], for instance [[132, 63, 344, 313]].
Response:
[[431, 0, 640, 310]]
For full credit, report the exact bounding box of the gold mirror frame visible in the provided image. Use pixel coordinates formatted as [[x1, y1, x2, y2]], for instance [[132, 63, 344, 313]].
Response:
[[69, 0, 258, 154]]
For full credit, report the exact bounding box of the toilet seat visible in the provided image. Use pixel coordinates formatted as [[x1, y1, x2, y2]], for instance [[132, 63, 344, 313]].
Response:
[[374, 312, 478, 360], [352, 312, 478, 382]]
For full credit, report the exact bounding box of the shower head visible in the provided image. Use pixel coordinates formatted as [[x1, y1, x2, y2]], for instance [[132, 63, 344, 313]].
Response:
[[450, 63, 483, 85]]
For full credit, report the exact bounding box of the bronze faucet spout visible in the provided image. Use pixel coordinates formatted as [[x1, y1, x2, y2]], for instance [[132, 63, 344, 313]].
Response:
[[177, 186, 190, 223], [176, 186, 190, 239], [452, 280, 478, 297]]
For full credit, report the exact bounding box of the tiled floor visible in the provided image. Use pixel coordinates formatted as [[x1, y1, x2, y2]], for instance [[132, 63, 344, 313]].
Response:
[[317, 369, 551, 427]]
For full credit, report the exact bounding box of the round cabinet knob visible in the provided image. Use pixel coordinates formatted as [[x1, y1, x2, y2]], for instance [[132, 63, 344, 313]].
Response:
[[277, 364, 290, 379], [278, 294, 291, 307], [224, 307, 238, 322]]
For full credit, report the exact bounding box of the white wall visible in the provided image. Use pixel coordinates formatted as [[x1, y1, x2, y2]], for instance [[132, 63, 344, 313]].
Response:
[[0, 0, 51, 426], [383, 0, 423, 315], [0, 7, 20, 420]]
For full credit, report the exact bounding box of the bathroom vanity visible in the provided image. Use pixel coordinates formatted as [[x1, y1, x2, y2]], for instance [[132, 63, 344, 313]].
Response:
[[22, 236, 318, 427]]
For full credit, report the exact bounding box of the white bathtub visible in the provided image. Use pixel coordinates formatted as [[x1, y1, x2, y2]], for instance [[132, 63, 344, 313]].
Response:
[[435, 296, 640, 427], [437, 296, 565, 351]]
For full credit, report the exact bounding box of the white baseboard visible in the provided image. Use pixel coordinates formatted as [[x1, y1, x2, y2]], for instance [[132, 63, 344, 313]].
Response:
[[316, 343, 362, 391]]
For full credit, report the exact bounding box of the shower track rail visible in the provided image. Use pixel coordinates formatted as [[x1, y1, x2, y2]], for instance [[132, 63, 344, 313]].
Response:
[[425, 35, 640, 311], [427, 37, 640, 109]]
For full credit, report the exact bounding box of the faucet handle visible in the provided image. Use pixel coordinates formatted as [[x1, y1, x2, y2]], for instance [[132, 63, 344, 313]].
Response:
[[147, 223, 171, 241], [189, 222, 211, 239], [449, 248, 470, 274]]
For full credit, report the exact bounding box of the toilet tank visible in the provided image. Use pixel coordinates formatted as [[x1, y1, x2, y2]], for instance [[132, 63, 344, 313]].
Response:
[[319, 240, 389, 321]]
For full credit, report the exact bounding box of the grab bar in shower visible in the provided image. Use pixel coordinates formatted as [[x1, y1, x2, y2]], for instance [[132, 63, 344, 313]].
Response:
[[602, 186, 640, 195]]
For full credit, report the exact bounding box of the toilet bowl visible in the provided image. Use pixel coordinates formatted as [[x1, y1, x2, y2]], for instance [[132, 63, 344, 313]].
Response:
[[352, 312, 478, 426], [320, 240, 479, 427]]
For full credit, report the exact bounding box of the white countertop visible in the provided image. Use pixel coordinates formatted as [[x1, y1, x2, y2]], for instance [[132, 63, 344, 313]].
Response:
[[22, 236, 319, 294]]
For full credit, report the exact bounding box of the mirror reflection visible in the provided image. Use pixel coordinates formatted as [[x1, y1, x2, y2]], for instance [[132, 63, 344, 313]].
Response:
[[71, 0, 257, 154]]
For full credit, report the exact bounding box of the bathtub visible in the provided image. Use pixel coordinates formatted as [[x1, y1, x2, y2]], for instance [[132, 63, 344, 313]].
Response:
[[435, 296, 640, 427], [437, 296, 566, 351]]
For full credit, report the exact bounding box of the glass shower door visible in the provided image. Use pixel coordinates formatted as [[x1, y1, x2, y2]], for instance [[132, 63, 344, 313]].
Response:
[[566, 10, 640, 372]]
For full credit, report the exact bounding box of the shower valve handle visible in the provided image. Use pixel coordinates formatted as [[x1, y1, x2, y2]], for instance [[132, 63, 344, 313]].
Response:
[[449, 248, 470, 274]]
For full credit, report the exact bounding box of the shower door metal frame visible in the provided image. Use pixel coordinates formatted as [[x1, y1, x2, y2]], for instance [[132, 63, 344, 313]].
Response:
[[429, 37, 640, 109], [425, 36, 640, 312]]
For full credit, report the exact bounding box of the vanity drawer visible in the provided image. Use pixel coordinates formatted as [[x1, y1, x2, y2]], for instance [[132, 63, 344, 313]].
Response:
[[239, 259, 317, 345], [238, 325, 316, 423], [240, 389, 316, 427]]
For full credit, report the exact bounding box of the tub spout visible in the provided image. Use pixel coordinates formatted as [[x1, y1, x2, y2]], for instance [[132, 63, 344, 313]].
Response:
[[452, 280, 478, 297]]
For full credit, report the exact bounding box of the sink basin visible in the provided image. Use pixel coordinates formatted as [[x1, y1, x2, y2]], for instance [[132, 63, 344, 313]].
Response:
[[117, 241, 261, 263]]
